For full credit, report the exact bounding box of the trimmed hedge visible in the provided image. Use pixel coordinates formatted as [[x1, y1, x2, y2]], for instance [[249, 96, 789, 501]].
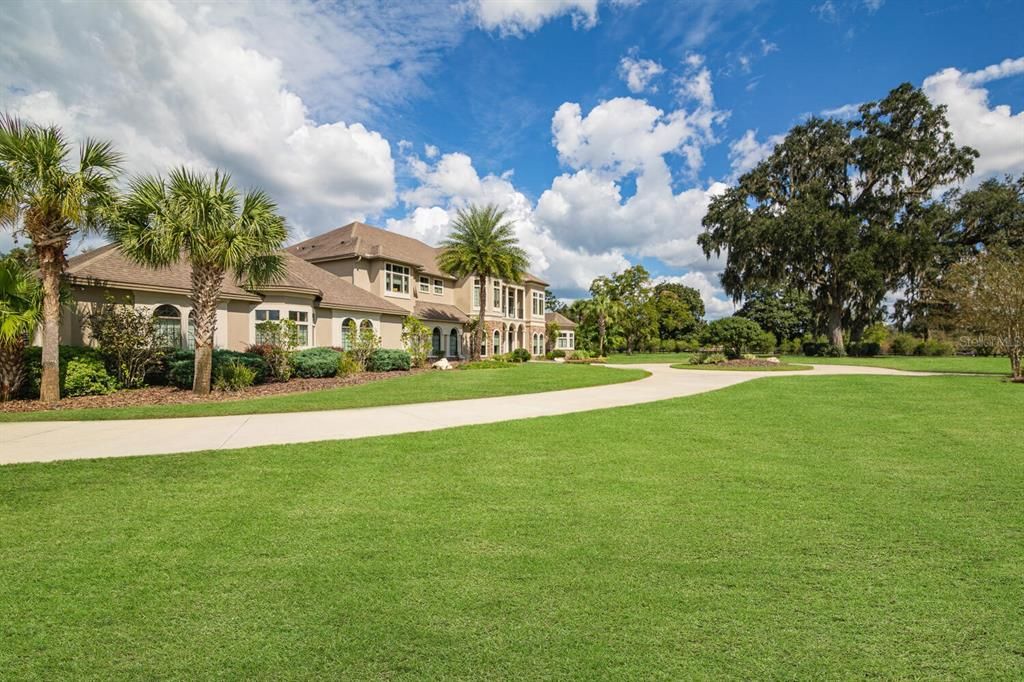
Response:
[[63, 356, 119, 397], [291, 348, 341, 378], [167, 350, 270, 389], [21, 346, 106, 399], [510, 348, 531, 363], [365, 349, 411, 372]]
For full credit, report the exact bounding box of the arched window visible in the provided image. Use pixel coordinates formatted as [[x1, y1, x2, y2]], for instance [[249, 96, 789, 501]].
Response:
[[153, 305, 182, 347], [187, 310, 197, 350], [431, 327, 442, 356], [540, 333, 545, 354], [449, 329, 459, 357], [340, 318, 356, 351], [360, 319, 374, 332], [492, 329, 501, 356]]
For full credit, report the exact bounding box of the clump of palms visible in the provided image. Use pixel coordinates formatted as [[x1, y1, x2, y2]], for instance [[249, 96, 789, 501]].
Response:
[[438, 204, 528, 360], [0, 256, 42, 400], [112, 168, 287, 394], [0, 114, 121, 402]]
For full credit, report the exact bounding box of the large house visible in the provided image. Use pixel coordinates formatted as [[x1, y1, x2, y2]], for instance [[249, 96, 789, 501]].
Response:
[[55, 222, 571, 359]]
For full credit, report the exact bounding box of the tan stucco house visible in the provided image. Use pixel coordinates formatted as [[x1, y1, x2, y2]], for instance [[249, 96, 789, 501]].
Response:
[[56, 221, 553, 359]]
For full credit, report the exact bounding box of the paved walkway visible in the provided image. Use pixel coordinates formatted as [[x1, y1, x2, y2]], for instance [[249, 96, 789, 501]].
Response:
[[0, 363, 933, 465]]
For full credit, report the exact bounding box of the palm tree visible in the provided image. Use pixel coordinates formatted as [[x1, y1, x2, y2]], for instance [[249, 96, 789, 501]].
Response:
[[113, 168, 287, 394], [586, 292, 622, 357], [438, 204, 528, 360], [0, 114, 121, 402], [0, 256, 42, 401]]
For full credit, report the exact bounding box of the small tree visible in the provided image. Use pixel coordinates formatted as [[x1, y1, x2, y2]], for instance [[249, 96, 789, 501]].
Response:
[[85, 298, 163, 388], [251, 319, 298, 381], [940, 248, 1023, 380], [702, 317, 766, 359], [545, 320, 560, 354], [402, 316, 432, 368], [351, 325, 381, 370]]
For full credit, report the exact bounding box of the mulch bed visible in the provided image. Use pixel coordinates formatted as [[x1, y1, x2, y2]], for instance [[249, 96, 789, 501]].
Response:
[[711, 359, 788, 368], [0, 369, 427, 414]]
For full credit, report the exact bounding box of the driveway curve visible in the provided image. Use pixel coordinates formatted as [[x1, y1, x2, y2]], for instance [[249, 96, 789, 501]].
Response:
[[0, 363, 934, 465]]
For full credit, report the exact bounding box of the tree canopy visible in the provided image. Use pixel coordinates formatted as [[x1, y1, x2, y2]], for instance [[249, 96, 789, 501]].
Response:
[[699, 83, 977, 353]]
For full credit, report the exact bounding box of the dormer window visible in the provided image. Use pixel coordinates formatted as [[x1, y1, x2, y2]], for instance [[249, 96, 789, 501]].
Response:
[[419, 275, 430, 294], [433, 279, 444, 295]]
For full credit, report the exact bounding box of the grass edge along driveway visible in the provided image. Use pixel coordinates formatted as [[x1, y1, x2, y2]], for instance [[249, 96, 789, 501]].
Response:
[[0, 374, 1020, 678], [0, 363, 648, 423]]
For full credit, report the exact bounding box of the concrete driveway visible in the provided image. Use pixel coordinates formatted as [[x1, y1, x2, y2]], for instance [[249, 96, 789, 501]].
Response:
[[0, 363, 933, 465]]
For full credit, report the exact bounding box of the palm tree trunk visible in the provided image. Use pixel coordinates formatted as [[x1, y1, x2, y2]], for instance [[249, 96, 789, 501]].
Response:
[[598, 313, 606, 357], [0, 337, 26, 401], [191, 264, 225, 395], [475, 273, 486, 360], [37, 246, 64, 403]]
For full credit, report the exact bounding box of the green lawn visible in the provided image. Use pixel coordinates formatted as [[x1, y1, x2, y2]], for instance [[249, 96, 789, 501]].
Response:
[[0, 363, 646, 423], [1, 374, 1021, 678], [781, 354, 1012, 375], [605, 351, 693, 364]]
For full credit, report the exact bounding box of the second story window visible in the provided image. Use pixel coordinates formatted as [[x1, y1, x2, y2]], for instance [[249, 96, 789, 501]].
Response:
[[493, 281, 501, 310], [419, 276, 430, 294], [433, 279, 443, 295], [532, 291, 545, 316], [473, 278, 480, 309], [385, 263, 410, 295]]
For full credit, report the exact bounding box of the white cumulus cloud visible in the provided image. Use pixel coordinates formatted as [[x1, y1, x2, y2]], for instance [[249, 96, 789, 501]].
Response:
[[618, 52, 666, 93], [467, 0, 600, 36], [923, 57, 1024, 183]]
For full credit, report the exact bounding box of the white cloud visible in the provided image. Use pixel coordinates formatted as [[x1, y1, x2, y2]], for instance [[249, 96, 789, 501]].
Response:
[[0, 1, 474, 240], [467, 0, 599, 36], [618, 51, 665, 93], [424, 143, 440, 158], [922, 57, 1024, 183], [820, 102, 862, 119], [654, 272, 735, 319], [864, 0, 884, 12], [760, 39, 779, 56], [389, 149, 630, 293], [728, 129, 784, 177]]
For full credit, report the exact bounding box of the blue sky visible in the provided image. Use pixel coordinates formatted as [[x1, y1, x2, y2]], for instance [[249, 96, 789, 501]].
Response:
[[2, 0, 1022, 314]]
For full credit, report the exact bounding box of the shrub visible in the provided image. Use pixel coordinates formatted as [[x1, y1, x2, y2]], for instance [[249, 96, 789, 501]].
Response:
[[546, 349, 566, 360], [246, 342, 292, 382], [168, 350, 269, 389], [689, 351, 727, 365], [779, 338, 802, 354], [351, 326, 382, 370], [753, 330, 777, 354], [568, 349, 592, 360], [85, 300, 163, 388], [461, 360, 515, 370], [510, 348, 531, 363], [21, 346, 106, 399], [801, 340, 844, 357], [337, 351, 361, 377], [401, 317, 432, 368], [365, 348, 411, 372], [213, 361, 257, 391], [890, 333, 921, 356], [916, 339, 955, 357], [848, 341, 882, 357], [291, 347, 341, 378], [701, 317, 766, 359], [63, 356, 119, 397]]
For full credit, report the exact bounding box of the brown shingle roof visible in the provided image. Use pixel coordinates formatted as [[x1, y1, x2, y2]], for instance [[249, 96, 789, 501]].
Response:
[[545, 311, 577, 329], [288, 221, 549, 285], [66, 244, 260, 301], [413, 301, 470, 324], [65, 244, 407, 315], [278, 253, 407, 315]]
